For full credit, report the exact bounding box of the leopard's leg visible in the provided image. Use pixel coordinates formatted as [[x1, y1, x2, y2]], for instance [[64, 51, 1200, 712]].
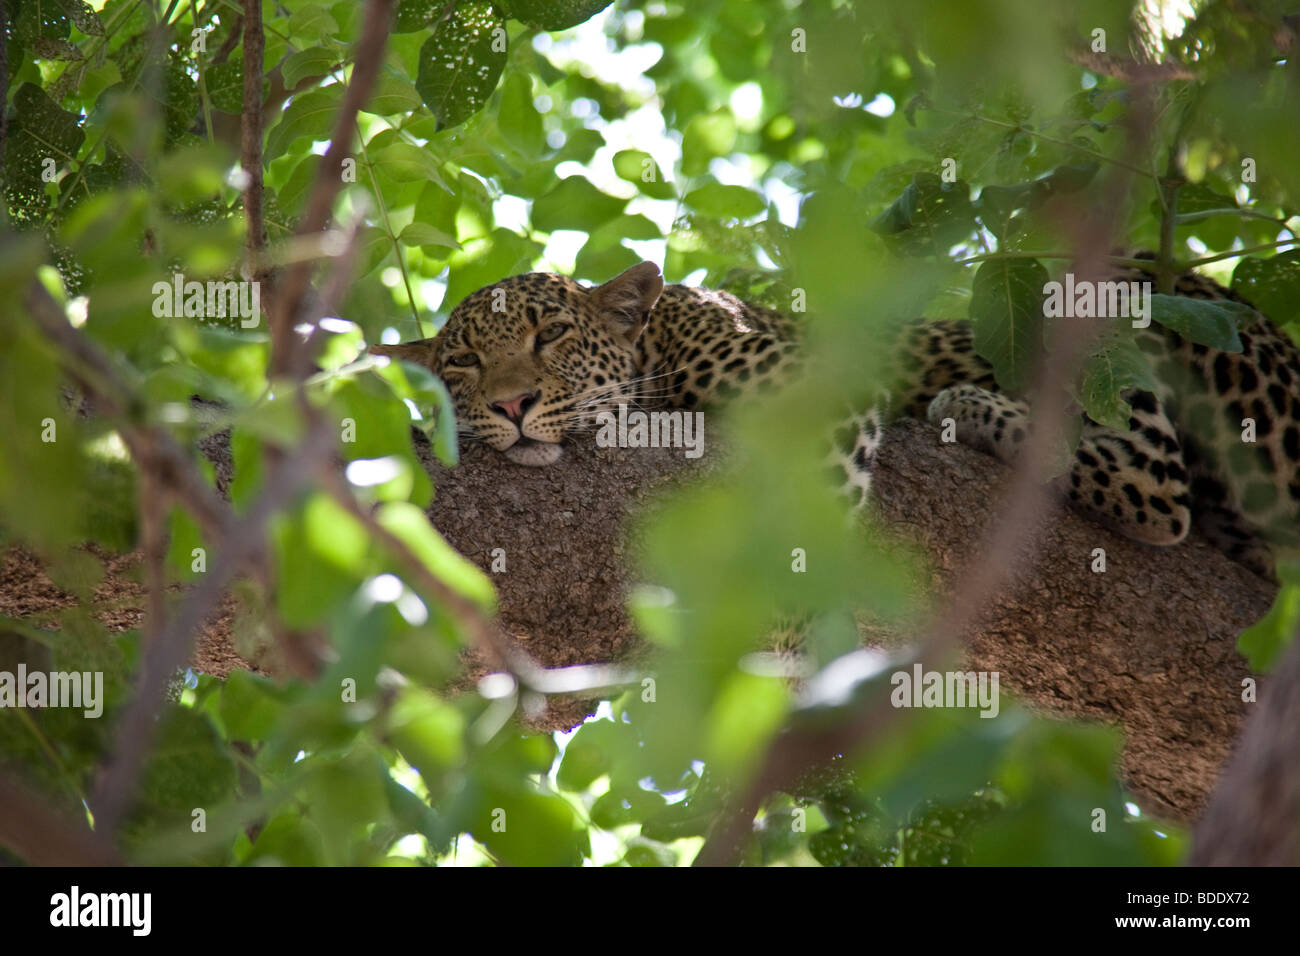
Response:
[[827, 400, 886, 513], [925, 382, 1033, 462], [927, 383, 1193, 546]]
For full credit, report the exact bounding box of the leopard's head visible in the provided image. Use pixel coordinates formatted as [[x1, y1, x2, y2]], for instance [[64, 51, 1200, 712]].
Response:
[[370, 261, 663, 465]]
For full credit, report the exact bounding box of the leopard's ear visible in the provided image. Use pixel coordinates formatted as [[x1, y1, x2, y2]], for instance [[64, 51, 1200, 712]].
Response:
[[369, 338, 440, 371], [590, 261, 663, 347]]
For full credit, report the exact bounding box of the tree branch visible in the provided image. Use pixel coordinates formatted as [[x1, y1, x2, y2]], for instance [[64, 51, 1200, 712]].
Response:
[[270, 0, 396, 379], [0, 773, 120, 866], [22, 281, 232, 543], [241, 0, 267, 278]]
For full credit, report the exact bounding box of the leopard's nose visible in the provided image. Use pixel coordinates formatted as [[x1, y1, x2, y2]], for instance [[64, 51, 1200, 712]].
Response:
[[490, 391, 539, 425]]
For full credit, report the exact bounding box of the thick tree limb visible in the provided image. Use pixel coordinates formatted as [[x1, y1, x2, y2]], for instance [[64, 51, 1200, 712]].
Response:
[[414, 420, 1274, 827]]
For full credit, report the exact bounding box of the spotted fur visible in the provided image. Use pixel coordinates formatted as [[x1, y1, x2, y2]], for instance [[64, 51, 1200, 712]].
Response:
[[370, 262, 800, 465], [372, 258, 1300, 578]]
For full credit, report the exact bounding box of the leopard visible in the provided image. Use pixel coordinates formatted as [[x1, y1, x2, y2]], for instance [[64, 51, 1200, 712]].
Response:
[[370, 256, 1300, 580]]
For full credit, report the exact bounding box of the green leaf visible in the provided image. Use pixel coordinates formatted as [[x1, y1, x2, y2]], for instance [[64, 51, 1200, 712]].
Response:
[[384, 774, 447, 850], [371, 141, 443, 183], [1237, 563, 1300, 672], [531, 175, 626, 232], [303, 752, 391, 861], [974, 183, 1032, 240], [415, 1, 508, 130], [605, 214, 663, 241], [127, 707, 237, 850], [264, 87, 342, 163], [288, 4, 340, 42], [166, 506, 207, 582], [496, 0, 612, 30], [556, 718, 632, 791], [282, 46, 338, 89], [590, 786, 668, 829], [364, 71, 424, 115], [1028, 162, 1098, 203], [683, 182, 765, 220], [273, 494, 370, 627], [497, 71, 543, 157], [11, 0, 73, 47], [471, 785, 588, 866], [389, 686, 466, 773], [620, 837, 677, 866], [1231, 251, 1300, 328], [246, 813, 326, 865], [156, 142, 235, 204], [415, 179, 460, 236], [355, 226, 394, 277], [204, 60, 260, 114], [393, 363, 461, 466], [681, 109, 736, 176], [969, 257, 1048, 393], [1169, 183, 1247, 248], [219, 670, 286, 741], [394, 0, 443, 33], [3, 83, 86, 224], [612, 149, 675, 199], [33, 37, 82, 60], [1150, 293, 1245, 353], [1076, 334, 1160, 431], [574, 237, 639, 280], [872, 173, 977, 257], [399, 221, 461, 249], [278, 153, 323, 216]]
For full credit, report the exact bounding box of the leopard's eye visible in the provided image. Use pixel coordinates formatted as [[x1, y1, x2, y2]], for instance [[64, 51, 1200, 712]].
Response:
[[446, 351, 480, 368], [536, 323, 571, 347]]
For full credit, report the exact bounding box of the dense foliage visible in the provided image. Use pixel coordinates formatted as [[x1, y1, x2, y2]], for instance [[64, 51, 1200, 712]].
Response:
[[1, 0, 1296, 865]]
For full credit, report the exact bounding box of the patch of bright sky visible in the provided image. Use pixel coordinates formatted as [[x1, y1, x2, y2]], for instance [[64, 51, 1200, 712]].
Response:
[[407, 7, 910, 325], [401, 5, 870, 323], [524, 9, 815, 277], [524, 12, 671, 272], [1137, 0, 1196, 57]]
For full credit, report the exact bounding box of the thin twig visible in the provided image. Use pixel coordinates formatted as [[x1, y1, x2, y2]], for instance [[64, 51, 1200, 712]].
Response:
[[271, 0, 397, 379], [0, 773, 121, 866], [139, 465, 167, 645], [210, 12, 244, 66], [242, 0, 267, 278]]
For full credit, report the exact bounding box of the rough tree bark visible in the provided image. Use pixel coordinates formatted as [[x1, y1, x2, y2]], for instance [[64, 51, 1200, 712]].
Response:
[[408, 419, 1277, 825]]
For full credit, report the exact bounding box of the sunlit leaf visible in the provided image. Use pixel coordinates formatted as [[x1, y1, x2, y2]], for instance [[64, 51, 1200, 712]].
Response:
[[415, 0, 507, 129]]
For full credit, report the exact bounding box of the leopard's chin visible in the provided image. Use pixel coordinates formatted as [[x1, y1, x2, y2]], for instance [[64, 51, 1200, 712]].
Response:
[[502, 438, 564, 466]]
